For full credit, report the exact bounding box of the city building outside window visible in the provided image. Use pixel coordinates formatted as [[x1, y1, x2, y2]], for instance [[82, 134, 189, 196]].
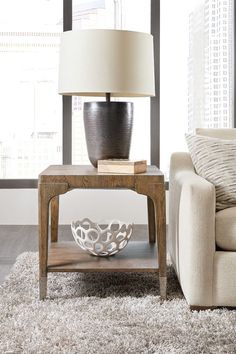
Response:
[[160, 0, 233, 176]]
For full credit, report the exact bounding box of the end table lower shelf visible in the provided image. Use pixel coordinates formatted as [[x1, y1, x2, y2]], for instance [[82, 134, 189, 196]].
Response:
[[48, 241, 158, 273]]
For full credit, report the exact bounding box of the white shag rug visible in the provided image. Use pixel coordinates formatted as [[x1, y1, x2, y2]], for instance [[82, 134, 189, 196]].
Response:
[[1, 253, 236, 354]]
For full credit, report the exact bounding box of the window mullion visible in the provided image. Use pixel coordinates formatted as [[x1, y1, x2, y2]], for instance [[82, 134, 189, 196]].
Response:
[[151, 0, 160, 167], [63, 0, 72, 165]]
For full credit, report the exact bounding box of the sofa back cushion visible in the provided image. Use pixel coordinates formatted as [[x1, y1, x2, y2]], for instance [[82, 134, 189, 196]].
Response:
[[196, 128, 236, 140], [186, 133, 236, 211]]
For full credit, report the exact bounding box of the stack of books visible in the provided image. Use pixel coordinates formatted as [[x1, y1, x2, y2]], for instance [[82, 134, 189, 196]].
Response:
[[97, 159, 147, 174]]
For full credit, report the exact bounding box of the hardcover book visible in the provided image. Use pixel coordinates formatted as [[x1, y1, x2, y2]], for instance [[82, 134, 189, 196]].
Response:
[[97, 159, 147, 174]]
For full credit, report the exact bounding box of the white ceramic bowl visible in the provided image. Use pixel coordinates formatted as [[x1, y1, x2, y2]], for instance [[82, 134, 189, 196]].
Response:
[[71, 218, 133, 257]]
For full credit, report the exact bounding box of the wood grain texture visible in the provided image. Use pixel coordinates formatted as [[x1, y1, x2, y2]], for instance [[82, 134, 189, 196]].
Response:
[[48, 241, 158, 272], [135, 181, 167, 299], [154, 183, 166, 299], [50, 196, 59, 242], [39, 165, 163, 177], [38, 184, 50, 300], [38, 182, 69, 299], [147, 196, 156, 243]]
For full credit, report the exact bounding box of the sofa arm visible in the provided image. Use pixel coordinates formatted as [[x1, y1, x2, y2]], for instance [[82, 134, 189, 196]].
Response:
[[169, 152, 216, 306]]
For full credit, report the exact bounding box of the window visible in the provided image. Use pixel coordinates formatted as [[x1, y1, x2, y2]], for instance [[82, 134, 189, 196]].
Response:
[[0, 0, 155, 185], [0, 0, 234, 184], [160, 0, 233, 176], [0, 0, 63, 179]]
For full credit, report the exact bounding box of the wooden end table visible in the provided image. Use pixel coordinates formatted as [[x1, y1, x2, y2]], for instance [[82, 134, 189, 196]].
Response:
[[38, 165, 166, 300]]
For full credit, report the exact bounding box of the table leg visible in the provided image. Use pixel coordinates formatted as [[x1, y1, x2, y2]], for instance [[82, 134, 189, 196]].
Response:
[[147, 196, 156, 243], [152, 183, 167, 300], [135, 181, 167, 300], [38, 182, 69, 300], [38, 184, 50, 300], [51, 196, 59, 242]]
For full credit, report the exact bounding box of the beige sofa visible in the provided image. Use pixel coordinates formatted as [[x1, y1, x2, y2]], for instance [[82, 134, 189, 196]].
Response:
[[169, 128, 236, 309]]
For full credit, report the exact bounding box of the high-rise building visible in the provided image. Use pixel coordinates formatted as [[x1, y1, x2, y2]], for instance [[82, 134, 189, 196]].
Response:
[[188, 0, 233, 132]]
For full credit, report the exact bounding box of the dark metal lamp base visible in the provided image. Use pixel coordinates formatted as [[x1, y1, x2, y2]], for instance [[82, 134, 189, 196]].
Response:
[[84, 102, 133, 167]]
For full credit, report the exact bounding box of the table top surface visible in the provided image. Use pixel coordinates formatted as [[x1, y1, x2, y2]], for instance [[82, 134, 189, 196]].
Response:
[[39, 165, 163, 177]]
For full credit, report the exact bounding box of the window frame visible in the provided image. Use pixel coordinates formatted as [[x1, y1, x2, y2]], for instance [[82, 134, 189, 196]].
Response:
[[234, 0, 236, 128]]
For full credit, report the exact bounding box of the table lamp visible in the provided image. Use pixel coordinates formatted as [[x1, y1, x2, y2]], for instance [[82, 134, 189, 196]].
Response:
[[58, 29, 155, 167]]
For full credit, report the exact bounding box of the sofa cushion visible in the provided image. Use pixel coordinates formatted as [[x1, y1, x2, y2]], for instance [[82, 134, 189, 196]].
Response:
[[216, 207, 236, 251], [196, 128, 236, 140], [185, 133, 236, 211]]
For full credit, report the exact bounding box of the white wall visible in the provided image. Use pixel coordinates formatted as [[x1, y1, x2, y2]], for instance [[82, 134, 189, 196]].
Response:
[[0, 190, 169, 225]]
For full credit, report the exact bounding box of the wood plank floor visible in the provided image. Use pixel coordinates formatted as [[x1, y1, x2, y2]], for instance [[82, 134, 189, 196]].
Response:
[[0, 225, 148, 284]]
